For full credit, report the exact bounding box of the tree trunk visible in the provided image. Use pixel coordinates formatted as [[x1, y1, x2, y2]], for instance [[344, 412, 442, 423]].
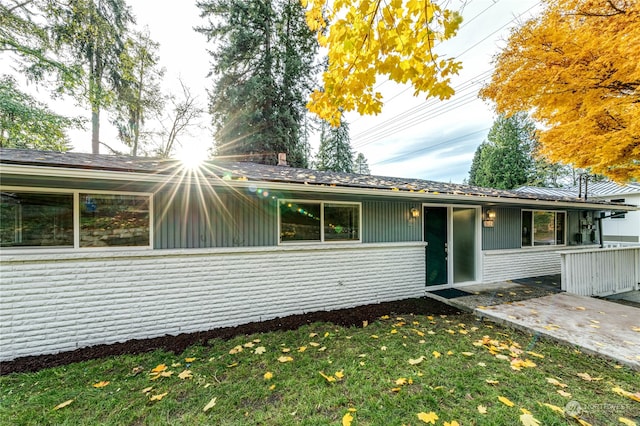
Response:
[[91, 108, 100, 154]]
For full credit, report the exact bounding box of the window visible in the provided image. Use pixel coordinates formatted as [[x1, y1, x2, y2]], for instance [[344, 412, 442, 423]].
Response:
[[0, 191, 73, 248], [0, 188, 152, 250], [80, 194, 150, 247], [522, 210, 566, 247], [279, 200, 360, 243]]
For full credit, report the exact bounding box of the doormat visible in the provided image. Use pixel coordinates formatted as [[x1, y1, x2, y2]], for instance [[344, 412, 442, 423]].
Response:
[[427, 288, 474, 299]]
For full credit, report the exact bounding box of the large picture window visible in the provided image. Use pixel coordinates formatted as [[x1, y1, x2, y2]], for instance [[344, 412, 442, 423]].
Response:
[[0, 189, 152, 250], [80, 194, 150, 247], [522, 210, 566, 247], [279, 200, 360, 243], [0, 191, 73, 248]]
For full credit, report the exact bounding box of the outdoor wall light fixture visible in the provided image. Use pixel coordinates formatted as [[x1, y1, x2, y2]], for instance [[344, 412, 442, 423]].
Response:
[[410, 207, 420, 218], [483, 208, 496, 228]]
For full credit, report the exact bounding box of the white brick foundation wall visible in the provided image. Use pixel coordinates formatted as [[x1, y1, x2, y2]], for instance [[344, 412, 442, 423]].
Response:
[[482, 245, 598, 283], [0, 242, 426, 361]]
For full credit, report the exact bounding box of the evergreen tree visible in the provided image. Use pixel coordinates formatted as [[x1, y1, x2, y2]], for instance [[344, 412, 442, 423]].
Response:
[[0, 75, 79, 150], [353, 152, 370, 174], [196, 0, 317, 167], [469, 112, 573, 189], [316, 119, 353, 173], [112, 28, 164, 156], [51, 0, 135, 154], [468, 113, 535, 189]]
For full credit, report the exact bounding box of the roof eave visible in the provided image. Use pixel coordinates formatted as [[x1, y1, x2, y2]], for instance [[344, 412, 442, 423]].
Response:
[[1, 163, 634, 211]]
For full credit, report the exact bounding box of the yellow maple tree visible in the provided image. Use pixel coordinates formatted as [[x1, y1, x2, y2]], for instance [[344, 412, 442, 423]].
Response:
[[480, 0, 640, 181], [302, 0, 463, 126]]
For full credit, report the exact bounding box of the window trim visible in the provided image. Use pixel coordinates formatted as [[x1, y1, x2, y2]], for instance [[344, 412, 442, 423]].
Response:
[[278, 199, 362, 245], [521, 209, 566, 248], [0, 186, 154, 252]]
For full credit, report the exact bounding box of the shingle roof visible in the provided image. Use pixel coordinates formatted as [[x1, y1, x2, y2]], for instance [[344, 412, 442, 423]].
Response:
[[0, 148, 619, 205]]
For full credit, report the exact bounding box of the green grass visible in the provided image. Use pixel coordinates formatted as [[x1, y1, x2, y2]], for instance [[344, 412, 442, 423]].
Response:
[[1, 312, 638, 425]]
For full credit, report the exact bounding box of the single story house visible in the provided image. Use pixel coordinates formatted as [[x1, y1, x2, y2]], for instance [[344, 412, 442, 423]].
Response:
[[0, 148, 635, 361]]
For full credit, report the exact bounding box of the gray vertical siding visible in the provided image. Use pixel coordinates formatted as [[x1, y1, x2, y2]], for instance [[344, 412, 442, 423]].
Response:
[[154, 189, 277, 249], [482, 207, 522, 250], [362, 200, 422, 243]]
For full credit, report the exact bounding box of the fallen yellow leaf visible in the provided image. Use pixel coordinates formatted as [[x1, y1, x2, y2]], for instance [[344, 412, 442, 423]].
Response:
[[546, 377, 568, 388], [269, 384, 276, 390], [619, 417, 637, 426], [178, 370, 193, 380], [319, 371, 336, 383], [485, 379, 499, 385], [395, 377, 409, 386], [150, 392, 168, 401], [281, 348, 291, 353], [417, 411, 439, 424], [185, 357, 196, 362], [577, 373, 602, 382], [342, 411, 354, 426], [432, 351, 441, 358], [141, 386, 153, 394], [243, 342, 254, 348], [444, 421, 460, 426], [557, 389, 572, 398], [203, 396, 217, 412], [362, 320, 368, 328], [520, 413, 541, 426], [298, 346, 307, 352], [335, 371, 345, 379], [612, 386, 640, 402], [264, 372, 273, 380], [226, 363, 238, 368], [277, 356, 293, 363], [477, 405, 487, 414], [151, 364, 167, 373], [229, 345, 243, 354], [498, 396, 515, 407], [254, 346, 266, 354], [92, 381, 110, 388], [539, 402, 564, 415], [54, 399, 74, 410], [408, 356, 425, 365]]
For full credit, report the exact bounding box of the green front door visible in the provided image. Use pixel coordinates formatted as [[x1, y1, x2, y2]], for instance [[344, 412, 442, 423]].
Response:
[[424, 206, 448, 286]]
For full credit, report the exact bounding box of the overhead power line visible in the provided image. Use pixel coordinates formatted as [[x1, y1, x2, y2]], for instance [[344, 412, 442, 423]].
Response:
[[371, 127, 490, 166]]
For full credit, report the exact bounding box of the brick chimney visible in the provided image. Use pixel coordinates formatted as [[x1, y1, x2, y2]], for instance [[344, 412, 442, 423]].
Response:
[[277, 152, 288, 166]]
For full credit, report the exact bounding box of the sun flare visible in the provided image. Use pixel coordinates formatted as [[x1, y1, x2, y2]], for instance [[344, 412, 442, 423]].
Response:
[[176, 146, 207, 170]]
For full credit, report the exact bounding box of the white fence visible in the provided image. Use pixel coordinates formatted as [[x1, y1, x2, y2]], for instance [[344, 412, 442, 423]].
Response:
[[560, 246, 640, 296]]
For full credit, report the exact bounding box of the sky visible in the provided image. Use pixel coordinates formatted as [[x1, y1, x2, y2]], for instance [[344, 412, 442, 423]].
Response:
[[5, 0, 543, 184]]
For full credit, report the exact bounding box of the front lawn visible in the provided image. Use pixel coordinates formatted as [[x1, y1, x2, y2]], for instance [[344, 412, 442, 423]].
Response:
[[1, 312, 638, 425]]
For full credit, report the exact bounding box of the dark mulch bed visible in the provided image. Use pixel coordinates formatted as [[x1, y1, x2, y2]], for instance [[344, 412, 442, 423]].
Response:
[[0, 297, 459, 376]]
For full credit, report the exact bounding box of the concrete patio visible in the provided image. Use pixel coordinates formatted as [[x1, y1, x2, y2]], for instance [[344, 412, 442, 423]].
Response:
[[427, 278, 640, 370]]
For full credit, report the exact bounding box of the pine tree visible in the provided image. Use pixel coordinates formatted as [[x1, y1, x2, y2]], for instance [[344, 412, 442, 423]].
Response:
[[112, 28, 164, 157], [468, 113, 534, 190], [316, 119, 353, 173], [196, 0, 317, 167], [353, 152, 370, 174], [51, 0, 135, 154]]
